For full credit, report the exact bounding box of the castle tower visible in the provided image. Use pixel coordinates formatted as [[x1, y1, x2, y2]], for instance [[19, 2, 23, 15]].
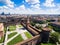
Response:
[[41, 27, 51, 43], [26, 16, 30, 28]]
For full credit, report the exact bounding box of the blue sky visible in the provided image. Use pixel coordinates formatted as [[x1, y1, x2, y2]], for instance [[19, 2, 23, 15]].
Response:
[[0, 0, 60, 14]]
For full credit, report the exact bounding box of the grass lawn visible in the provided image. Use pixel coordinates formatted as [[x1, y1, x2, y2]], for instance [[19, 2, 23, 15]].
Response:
[[24, 32, 32, 38], [0, 36, 4, 43], [7, 34, 24, 45], [18, 24, 23, 28], [9, 25, 16, 31], [41, 43, 56, 45], [19, 25, 22, 27], [8, 32, 17, 39]]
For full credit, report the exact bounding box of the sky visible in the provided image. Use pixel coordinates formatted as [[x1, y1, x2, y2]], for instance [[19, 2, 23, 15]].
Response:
[[0, 0, 60, 14]]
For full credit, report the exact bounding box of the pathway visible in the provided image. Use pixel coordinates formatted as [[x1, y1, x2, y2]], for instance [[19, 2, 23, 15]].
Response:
[[4, 24, 30, 45], [21, 33, 28, 40], [7, 33, 19, 43]]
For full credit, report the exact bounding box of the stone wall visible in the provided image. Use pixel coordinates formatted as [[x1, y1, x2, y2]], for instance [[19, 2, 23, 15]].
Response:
[[15, 35, 40, 45]]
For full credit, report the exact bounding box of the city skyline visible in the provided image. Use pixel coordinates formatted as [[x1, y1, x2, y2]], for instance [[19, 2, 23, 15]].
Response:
[[0, 0, 60, 14]]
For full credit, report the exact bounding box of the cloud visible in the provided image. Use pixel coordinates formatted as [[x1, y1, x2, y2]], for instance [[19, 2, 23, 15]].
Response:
[[0, 4, 60, 14], [31, 4, 40, 9], [0, 0, 60, 14], [6, 0, 14, 8], [25, 0, 40, 9], [0, 0, 14, 8], [25, 0, 30, 2], [25, 0, 40, 4], [43, 0, 56, 7]]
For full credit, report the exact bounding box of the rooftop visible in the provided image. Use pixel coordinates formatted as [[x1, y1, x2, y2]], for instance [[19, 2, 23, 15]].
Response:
[[42, 27, 51, 31]]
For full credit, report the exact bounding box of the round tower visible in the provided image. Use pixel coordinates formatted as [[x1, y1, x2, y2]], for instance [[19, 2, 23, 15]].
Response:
[[41, 27, 51, 43]]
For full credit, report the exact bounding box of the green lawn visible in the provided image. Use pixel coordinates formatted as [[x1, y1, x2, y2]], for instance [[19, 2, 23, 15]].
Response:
[[41, 43, 56, 45], [8, 32, 17, 39], [17, 24, 23, 28], [19, 25, 23, 27], [8, 25, 16, 31], [24, 32, 32, 38], [0, 36, 4, 43], [7, 34, 24, 45]]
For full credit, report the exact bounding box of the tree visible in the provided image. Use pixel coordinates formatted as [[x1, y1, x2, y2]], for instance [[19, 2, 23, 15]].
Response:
[[50, 32, 59, 43], [35, 24, 42, 29], [39, 20, 46, 24], [48, 25, 53, 29], [30, 21, 35, 26]]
